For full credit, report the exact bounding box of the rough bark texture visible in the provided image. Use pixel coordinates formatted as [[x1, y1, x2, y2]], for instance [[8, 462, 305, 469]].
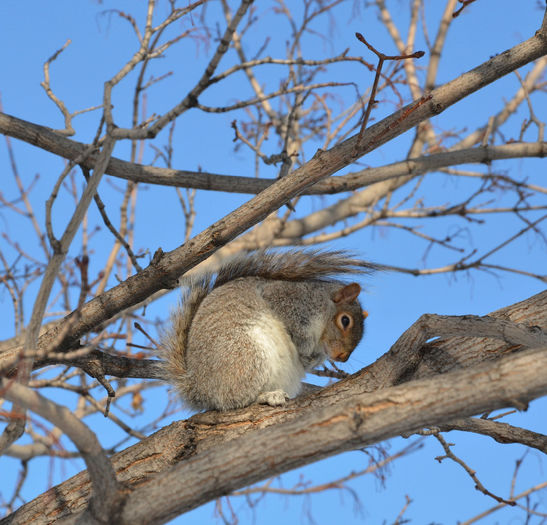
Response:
[[3, 290, 545, 525]]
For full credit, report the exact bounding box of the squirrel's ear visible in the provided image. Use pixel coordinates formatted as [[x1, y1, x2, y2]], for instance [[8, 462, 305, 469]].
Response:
[[332, 283, 361, 304]]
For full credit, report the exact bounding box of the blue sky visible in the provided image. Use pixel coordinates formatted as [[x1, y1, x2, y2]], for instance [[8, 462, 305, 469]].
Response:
[[0, 1, 546, 523]]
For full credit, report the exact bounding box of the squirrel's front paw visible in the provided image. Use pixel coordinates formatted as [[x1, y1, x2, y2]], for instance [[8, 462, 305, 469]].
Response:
[[256, 390, 290, 407]]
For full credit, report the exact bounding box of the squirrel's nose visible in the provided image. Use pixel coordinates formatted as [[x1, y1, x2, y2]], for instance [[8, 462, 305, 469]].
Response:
[[332, 351, 350, 362]]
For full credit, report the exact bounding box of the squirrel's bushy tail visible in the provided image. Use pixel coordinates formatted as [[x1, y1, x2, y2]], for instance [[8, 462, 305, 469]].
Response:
[[161, 275, 212, 382], [214, 249, 377, 288]]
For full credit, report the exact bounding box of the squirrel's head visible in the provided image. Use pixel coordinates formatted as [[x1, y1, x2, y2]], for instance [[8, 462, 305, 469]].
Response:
[[321, 282, 365, 362]]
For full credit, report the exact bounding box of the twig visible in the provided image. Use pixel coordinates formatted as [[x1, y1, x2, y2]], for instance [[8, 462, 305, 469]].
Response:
[[453, 0, 479, 18], [432, 432, 516, 506], [437, 417, 547, 454], [393, 495, 412, 525], [134, 322, 160, 349], [354, 32, 424, 151], [40, 40, 102, 135], [81, 167, 143, 272], [461, 481, 547, 524]]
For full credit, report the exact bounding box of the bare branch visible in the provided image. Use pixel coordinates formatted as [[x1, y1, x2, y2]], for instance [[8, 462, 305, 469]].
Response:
[[1, 111, 545, 195], [437, 417, 547, 454], [354, 31, 425, 149], [432, 432, 515, 506], [0, 379, 121, 522]]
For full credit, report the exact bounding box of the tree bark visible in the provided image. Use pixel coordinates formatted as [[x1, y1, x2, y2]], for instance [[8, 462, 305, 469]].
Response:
[[3, 290, 545, 525]]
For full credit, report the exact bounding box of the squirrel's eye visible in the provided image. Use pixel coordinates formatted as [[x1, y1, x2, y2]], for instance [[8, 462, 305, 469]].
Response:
[[337, 313, 353, 330]]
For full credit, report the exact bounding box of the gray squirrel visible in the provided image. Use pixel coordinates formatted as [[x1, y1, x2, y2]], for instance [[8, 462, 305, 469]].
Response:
[[161, 250, 374, 411]]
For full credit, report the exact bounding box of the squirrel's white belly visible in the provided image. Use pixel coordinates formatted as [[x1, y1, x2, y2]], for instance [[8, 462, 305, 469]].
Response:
[[248, 312, 305, 398]]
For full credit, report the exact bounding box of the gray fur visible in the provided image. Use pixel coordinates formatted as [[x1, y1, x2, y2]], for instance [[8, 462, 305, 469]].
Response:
[[160, 250, 371, 411]]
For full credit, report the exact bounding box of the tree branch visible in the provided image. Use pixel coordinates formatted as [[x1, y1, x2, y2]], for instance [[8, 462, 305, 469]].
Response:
[[2, 290, 545, 524], [0, 380, 122, 523], [437, 417, 547, 454], [2, 111, 545, 196], [4, 343, 547, 524]]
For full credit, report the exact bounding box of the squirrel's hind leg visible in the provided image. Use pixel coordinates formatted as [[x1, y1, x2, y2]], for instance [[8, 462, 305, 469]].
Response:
[[256, 389, 290, 407]]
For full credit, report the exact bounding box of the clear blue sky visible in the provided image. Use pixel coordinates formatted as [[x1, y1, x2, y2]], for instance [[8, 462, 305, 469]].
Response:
[[0, 1, 546, 523]]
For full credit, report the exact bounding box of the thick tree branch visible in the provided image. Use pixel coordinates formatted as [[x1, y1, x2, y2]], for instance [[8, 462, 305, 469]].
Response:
[[4, 343, 547, 524], [118, 345, 547, 524], [2, 290, 545, 524]]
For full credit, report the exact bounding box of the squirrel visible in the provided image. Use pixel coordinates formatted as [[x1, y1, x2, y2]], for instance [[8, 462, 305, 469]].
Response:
[[160, 250, 374, 411]]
